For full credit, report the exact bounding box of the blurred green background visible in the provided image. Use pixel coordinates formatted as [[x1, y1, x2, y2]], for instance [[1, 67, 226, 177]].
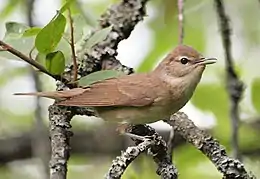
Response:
[[0, 0, 260, 178]]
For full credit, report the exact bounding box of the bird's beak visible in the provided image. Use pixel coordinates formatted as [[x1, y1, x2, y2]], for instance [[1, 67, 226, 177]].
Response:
[[196, 58, 217, 65]]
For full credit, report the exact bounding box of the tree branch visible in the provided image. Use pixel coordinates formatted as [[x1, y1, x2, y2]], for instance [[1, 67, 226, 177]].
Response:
[[164, 112, 256, 179], [48, 105, 74, 179], [214, 0, 244, 161]]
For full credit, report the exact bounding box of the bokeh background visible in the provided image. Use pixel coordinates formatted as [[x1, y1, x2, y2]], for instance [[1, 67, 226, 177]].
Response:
[[0, 0, 260, 178]]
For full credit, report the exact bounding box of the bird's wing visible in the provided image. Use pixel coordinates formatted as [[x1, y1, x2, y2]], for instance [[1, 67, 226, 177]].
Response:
[[57, 73, 162, 107]]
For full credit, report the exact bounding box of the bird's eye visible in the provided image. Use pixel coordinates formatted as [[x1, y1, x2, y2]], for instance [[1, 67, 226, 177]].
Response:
[[180, 57, 189, 64]]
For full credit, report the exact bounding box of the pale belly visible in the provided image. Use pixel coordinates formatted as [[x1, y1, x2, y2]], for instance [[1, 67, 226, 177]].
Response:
[[96, 103, 182, 124]]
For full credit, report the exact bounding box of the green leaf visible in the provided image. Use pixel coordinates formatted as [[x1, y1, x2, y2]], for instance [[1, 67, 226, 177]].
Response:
[[78, 70, 124, 86], [5, 22, 29, 36], [35, 13, 66, 54], [251, 78, 260, 113], [45, 51, 65, 75], [83, 26, 112, 50], [23, 27, 42, 37], [60, 0, 75, 13]]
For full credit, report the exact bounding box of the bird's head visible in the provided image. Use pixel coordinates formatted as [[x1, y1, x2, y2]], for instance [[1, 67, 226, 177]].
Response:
[[155, 45, 217, 78]]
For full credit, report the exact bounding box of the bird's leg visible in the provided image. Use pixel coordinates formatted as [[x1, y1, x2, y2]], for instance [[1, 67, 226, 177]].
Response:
[[116, 122, 130, 134], [124, 132, 149, 141], [116, 122, 150, 141]]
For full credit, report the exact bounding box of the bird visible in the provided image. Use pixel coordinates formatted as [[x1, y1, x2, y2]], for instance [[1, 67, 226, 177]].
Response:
[[15, 45, 216, 132]]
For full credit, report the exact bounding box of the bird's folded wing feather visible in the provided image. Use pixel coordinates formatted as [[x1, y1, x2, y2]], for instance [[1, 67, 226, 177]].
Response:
[[57, 74, 162, 107]]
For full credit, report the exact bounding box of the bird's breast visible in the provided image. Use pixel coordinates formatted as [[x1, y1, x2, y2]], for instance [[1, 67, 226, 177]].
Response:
[[96, 104, 173, 124], [166, 75, 200, 112]]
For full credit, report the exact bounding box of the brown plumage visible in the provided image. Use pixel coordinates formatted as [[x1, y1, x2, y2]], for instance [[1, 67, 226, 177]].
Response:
[[14, 45, 217, 124], [57, 73, 164, 107]]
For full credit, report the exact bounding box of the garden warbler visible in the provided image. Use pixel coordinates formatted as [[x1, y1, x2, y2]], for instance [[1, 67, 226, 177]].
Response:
[[15, 45, 217, 128]]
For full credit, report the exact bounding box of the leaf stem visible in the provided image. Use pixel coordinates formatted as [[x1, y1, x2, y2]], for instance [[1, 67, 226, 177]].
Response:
[[29, 46, 36, 59]]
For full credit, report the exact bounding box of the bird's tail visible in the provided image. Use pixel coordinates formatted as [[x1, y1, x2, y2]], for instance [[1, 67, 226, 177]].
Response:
[[14, 88, 88, 100], [14, 92, 62, 99]]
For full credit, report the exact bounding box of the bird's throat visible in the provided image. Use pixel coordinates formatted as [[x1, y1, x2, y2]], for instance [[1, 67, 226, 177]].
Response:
[[159, 68, 203, 107]]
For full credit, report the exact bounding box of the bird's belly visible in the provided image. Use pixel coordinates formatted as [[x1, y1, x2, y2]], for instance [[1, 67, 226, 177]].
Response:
[[96, 105, 175, 124]]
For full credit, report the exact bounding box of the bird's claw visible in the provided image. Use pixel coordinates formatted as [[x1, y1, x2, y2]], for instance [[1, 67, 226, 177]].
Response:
[[123, 132, 152, 141]]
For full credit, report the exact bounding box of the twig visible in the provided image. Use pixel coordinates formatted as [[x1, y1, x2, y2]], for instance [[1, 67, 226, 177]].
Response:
[[214, 0, 244, 161], [68, 8, 78, 82], [105, 138, 155, 179], [0, 40, 71, 85], [178, 0, 184, 44], [165, 112, 255, 179]]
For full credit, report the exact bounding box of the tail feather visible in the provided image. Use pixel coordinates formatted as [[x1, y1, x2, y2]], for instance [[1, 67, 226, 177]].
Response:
[[14, 88, 88, 100], [14, 92, 62, 99]]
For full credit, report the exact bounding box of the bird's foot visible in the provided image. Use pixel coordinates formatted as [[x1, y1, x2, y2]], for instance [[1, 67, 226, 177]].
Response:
[[123, 132, 150, 141], [116, 122, 131, 134], [116, 123, 151, 141]]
